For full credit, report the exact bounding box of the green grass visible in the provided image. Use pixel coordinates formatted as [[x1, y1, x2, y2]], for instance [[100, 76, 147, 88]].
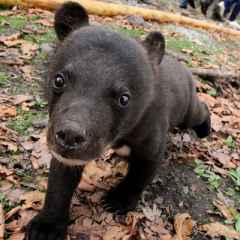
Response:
[[0, 192, 16, 212], [229, 168, 240, 191], [194, 159, 221, 189], [0, 72, 9, 87], [111, 25, 145, 38], [166, 37, 206, 54], [24, 29, 56, 44], [7, 109, 47, 135], [8, 16, 28, 30], [225, 136, 236, 150]]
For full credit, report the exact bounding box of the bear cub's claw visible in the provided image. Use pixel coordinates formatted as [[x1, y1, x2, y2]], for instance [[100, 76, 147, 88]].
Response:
[[24, 213, 67, 240]]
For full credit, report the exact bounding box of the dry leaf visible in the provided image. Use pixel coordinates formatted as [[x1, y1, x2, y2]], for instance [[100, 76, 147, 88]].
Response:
[[211, 150, 236, 169], [20, 65, 34, 81], [20, 191, 45, 210], [103, 226, 129, 240], [198, 93, 218, 107], [30, 130, 51, 169], [0, 164, 14, 177], [20, 41, 38, 59], [200, 222, 240, 239], [174, 213, 194, 240], [35, 19, 53, 27], [13, 95, 33, 106], [0, 33, 21, 47], [5, 206, 21, 222], [0, 106, 16, 118], [1, 141, 18, 152], [213, 200, 234, 222]]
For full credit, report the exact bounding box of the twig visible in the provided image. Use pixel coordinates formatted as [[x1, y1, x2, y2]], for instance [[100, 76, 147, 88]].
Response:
[[0, 204, 4, 240]]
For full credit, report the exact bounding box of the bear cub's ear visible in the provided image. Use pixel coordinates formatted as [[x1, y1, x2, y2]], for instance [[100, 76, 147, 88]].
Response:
[[143, 31, 165, 65], [54, 2, 89, 41]]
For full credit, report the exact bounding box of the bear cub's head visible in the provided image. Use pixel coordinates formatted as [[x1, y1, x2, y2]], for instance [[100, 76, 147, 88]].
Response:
[[47, 2, 165, 166]]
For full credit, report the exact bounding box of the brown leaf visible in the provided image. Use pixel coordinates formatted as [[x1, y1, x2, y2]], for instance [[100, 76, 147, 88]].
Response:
[[5, 206, 21, 221], [198, 93, 218, 107], [174, 213, 194, 240], [13, 95, 33, 106], [211, 150, 236, 169], [200, 222, 240, 239], [20, 191, 45, 210], [0, 164, 13, 177], [103, 226, 130, 240], [0, 33, 21, 47], [20, 41, 38, 59], [1, 141, 18, 152], [20, 65, 34, 81], [0, 105, 16, 118], [211, 113, 224, 132], [30, 130, 51, 169], [213, 200, 234, 222], [35, 19, 53, 27]]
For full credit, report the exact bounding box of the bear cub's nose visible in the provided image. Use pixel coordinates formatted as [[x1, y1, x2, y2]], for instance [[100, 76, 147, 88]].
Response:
[[55, 129, 85, 151]]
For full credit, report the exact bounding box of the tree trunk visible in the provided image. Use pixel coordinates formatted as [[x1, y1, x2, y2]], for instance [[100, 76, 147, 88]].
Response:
[[0, 0, 240, 37]]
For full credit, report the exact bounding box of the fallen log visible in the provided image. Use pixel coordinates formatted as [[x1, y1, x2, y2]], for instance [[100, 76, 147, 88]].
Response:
[[191, 68, 239, 81], [0, 0, 240, 37]]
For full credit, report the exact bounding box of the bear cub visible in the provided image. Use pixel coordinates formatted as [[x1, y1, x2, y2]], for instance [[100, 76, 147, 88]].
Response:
[[25, 2, 211, 240]]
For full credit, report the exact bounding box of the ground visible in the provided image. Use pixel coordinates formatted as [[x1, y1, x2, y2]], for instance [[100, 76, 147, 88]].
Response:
[[0, 1, 240, 240]]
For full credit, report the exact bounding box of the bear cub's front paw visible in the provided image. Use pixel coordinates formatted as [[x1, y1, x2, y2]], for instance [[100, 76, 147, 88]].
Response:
[[104, 186, 139, 214], [24, 213, 67, 240]]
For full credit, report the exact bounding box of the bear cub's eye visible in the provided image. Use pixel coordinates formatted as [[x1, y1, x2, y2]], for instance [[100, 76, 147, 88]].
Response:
[[53, 73, 65, 90], [119, 94, 130, 108]]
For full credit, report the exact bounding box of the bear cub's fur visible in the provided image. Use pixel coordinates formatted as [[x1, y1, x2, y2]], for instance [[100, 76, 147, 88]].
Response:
[[25, 2, 211, 240]]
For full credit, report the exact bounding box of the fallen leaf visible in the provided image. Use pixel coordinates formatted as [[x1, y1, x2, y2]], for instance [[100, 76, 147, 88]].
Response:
[[198, 93, 218, 107], [174, 213, 194, 240], [200, 222, 240, 239], [0, 33, 21, 47], [1, 141, 18, 152], [20, 65, 34, 81], [20, 191, 45, 210], [13, 95, 33, 106], [213, 200, 234, 222], [103, 226, 129, 240], [30, 130, 51, 169], [211, 150, 236, 169], [35, 19, 53, 27], [0, 105, 16, 118], [5, 206, 21, 221], [20, 41, 38, 59]]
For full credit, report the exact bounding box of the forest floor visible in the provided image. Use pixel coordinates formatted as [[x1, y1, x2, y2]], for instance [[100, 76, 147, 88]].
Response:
[[0, 1, 240, 240]]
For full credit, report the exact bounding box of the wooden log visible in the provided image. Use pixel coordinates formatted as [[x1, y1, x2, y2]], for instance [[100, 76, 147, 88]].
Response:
[[191, 68, 239, 80], [0, 0, 240, 37]]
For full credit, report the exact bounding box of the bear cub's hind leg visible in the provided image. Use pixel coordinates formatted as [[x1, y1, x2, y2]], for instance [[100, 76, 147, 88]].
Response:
[[192, 102, 211, 138]]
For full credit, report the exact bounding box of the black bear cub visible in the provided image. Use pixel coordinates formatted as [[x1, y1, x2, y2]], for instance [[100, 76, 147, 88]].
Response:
[[25, 2, 211, 239]]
